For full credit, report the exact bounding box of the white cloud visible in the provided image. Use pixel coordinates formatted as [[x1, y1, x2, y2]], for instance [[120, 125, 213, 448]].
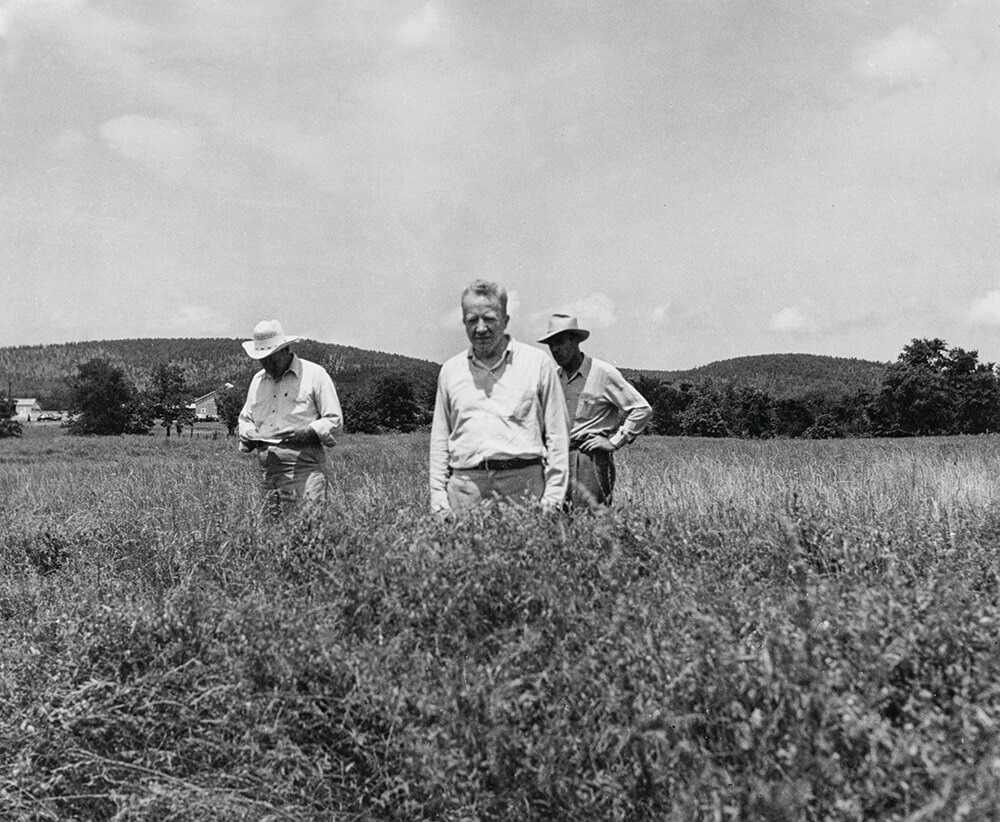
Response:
[[166, 305, 227, 333], [537, 292, 617, 330], [968, 291, 1000, 325], [855, 27, 952, 87], [100, 115, 203, 183], [651, 304, 667, 324], [768, 306, 810, 332]]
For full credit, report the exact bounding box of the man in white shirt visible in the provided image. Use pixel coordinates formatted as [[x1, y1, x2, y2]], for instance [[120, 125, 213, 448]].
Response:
[[539, 314, 652, 509], [429, 280, 570, 514], [238, 319, 343, 517]]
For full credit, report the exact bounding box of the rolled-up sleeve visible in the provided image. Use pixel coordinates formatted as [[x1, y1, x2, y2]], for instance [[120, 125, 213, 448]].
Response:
[[606, 371, 653, 448]]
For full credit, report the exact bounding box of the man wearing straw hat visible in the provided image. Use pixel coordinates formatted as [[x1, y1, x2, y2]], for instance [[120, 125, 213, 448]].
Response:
[[238, 319, 343, 517], [538, 314, 652, 509], [429, 280, 570, 515]]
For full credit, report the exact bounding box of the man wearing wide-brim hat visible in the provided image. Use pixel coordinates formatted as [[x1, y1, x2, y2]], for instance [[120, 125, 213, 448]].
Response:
[[538, 313, 652, 509], [237, 319, 343, 518]]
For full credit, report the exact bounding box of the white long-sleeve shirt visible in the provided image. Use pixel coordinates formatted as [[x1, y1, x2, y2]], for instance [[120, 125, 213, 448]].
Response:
[[560, 356, 652, 448], [238, 355, 343, 446], [429, 338, 570, 511]]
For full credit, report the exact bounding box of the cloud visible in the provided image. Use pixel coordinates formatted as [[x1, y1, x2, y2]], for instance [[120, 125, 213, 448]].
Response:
[[100, 115, 203, 183], [651, 305, 667, 324], [968, 291, 1000, 325], [537, 292, 617, 329], [166, 305, 228, 334], [855, 27, 952, 87], [768, 306, 810, 333]]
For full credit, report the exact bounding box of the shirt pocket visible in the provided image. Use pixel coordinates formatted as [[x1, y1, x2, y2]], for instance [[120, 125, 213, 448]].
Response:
[[507, 389, 536, 422], [291, 389, 314, 416], [576, 392, 601, 421]]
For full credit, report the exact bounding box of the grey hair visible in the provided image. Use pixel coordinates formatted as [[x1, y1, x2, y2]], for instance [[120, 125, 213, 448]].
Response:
[[461, 279, 508, 316]]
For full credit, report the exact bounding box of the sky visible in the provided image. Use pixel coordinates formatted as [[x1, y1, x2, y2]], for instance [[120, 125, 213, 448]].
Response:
[[2, 0, 999, 370]]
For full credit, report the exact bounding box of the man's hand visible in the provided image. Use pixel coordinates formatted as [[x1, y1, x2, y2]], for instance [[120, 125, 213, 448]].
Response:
[[239, 429, 260, 452], [282, 425, 320, 446], [579, 434, 616, 454]]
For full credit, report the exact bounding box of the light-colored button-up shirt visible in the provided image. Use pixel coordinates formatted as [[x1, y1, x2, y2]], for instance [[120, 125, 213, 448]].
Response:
[[429, 338, 570, 511], [560, 355, 652, 449], [238, 355, 343, 447]]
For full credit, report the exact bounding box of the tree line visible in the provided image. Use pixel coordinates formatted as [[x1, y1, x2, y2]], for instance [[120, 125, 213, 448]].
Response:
[[3, 337, 996, 439], [632, 338, 1000, 438]]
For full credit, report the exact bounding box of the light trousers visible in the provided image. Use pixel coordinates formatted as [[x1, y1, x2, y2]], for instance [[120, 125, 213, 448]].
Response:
[[446, 464, 546, 512], [256, 444, 330, 518]]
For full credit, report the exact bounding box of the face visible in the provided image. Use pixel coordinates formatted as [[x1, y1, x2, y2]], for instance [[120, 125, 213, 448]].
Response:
[[261, 347, 293, 379], [547, 332, 582, 369], [462, 293, 509, 360]]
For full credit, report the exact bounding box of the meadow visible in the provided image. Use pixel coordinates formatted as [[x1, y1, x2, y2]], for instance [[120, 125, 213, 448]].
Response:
[[3, 425, 1000, 820]]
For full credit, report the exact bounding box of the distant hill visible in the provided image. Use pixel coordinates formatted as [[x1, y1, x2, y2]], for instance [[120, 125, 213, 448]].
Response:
[[623, 353, 889, 400], [0, 340, 890, 411], [0, 338, 442, 409]]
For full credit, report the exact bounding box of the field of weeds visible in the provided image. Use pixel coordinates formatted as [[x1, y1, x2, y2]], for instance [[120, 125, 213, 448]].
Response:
[[3, 425, 1000, 820]]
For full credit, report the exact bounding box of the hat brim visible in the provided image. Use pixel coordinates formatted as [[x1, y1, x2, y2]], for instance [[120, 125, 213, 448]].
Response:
[[242, 335, 300, 359], [537, 329, 590, 344]]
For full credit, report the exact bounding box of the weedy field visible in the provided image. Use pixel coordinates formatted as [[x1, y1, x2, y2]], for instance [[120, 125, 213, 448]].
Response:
[[3, 426, 1000, 821]]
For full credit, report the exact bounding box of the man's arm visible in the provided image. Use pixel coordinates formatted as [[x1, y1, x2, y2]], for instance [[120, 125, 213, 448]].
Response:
[[605, 370, 653, 448], [539, 359, 570, 509], [237, 379, 259, 450], [306, 371, 344, 446], [578, 368, 653, 453], [428, 371, 452, 512]]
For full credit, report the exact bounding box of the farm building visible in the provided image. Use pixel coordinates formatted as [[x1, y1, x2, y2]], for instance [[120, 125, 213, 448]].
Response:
[[190, 391, 219, 420], [13, 398, 41, 421]]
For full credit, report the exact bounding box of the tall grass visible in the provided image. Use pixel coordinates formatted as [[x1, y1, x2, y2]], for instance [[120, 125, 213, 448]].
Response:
[[3, 426, 1000, 820]]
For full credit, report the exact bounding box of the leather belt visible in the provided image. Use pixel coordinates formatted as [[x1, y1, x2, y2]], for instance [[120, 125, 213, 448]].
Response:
[[466, 456, 543, 471]]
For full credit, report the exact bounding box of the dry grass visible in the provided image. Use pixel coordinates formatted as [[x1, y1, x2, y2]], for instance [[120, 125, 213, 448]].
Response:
[[3, 426, 1000, 820]]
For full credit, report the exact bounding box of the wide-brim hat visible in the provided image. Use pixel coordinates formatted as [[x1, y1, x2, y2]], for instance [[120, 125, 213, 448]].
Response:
[[537, 313, 590, 343], [242, 319, 301, 359]]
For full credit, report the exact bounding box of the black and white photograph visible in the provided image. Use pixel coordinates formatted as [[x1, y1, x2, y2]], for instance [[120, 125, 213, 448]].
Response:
[[3, 2, 1000, 819]]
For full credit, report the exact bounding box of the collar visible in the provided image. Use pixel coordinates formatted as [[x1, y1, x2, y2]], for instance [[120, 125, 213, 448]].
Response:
[[261, 353, 301, 381], [560, 354, 592, 383], [468, 336, 514, 370]]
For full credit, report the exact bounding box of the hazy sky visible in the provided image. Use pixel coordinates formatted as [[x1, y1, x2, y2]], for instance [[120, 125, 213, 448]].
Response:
[[2, 1, 999, 369]]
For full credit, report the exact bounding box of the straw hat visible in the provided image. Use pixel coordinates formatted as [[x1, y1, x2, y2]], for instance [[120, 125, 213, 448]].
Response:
[[242, 319, 301, 359], [537, 314, 590, 343]]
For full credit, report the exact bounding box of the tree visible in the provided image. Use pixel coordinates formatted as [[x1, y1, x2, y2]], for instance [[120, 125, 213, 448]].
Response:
[[679, 392, 728, 437], [0, 396, 22, 438], [868, 338, 989, 436], [631, 376, 692, 435], [803, 413, 845, 439], [343, 371, 423, 433], [215, 383, 245, 436], [724, 385, 774, 438], [943, 347, 1000, 434], [772, 397, 815, 438], [146, 362, 189, 437], [67, 358, 151, 435]]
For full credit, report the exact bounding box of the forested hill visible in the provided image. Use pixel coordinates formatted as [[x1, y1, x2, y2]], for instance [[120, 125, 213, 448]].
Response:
[[0, 338, 442, 408], [625, 353, 888, 400]]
